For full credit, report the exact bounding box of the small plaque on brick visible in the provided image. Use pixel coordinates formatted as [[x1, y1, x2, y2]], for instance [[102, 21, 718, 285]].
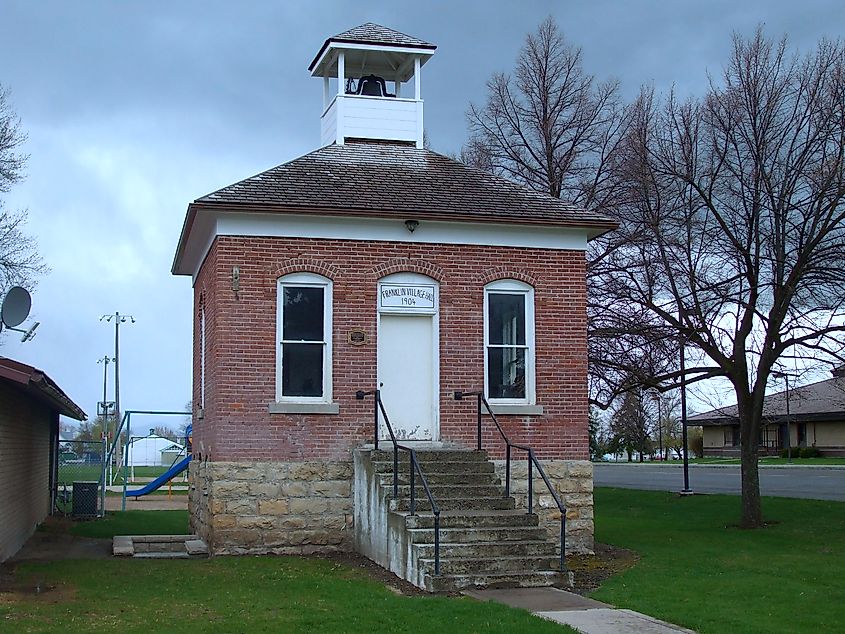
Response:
[[347, 329, 368, 346]]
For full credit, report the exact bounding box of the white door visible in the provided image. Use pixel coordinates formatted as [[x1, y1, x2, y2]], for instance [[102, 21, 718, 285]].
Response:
[[377, 314, 437, 440]]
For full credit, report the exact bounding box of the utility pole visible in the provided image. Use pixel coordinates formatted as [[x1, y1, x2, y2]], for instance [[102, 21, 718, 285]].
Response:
[[100, 313, 135, 461]]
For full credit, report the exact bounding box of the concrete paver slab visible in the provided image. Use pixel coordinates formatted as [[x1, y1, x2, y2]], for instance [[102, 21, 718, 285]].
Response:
[[538, 608, 695, 633], [464, 587, 608, 612]]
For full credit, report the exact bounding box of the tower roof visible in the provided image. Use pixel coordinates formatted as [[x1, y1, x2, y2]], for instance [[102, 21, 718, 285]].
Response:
[[309, 22, 436, 74], [308, 22, 437, 81]]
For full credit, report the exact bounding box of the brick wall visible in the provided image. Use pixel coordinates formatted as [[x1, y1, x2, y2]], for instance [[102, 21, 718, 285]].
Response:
[[0, 382, 54, 562], [192, 236, 588, 463]]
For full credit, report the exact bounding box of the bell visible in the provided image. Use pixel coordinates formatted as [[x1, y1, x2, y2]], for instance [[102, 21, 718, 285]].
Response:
[[356, 74, 395, 98]]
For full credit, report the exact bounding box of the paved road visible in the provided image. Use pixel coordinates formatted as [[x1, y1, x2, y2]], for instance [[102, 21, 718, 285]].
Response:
[[594, 464, 845, 501]]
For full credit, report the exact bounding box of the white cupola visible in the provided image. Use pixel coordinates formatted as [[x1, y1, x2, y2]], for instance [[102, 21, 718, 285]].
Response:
[[308, 23, 436, 149]]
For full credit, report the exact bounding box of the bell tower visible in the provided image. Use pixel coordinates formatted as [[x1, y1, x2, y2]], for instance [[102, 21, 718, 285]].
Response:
[[309, 23, 436, 149]]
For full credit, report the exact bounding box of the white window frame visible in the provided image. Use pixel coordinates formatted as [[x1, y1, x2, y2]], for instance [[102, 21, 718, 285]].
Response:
[[276, 272, 333, 403], [483, 279, 535, 405]]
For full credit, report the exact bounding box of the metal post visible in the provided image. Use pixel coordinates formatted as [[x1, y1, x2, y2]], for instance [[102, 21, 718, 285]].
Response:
[[680, 337, 692, 494], [409, 458, 416, 515], [505, 444, 511, 497], [785, 374, 792, 463], [560, 515, 566, 571], [476, 393, 482, 450], [434, 512, 441, 575], [527, 450, 534, 514], [121, 411, 130, 511], [374, 389, 380, 450]]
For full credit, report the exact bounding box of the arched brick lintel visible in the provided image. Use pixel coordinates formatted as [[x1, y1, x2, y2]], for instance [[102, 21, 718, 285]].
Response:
[[475, 266, 537, 287], [370, 258, 444, 282], [271, 258, 339, 280]]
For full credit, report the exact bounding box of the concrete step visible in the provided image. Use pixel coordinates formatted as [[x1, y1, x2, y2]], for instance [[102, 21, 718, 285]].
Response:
[[378, 471, 501, 486], [372, 460, 495, 475], [420, 555, 556, 576], [413, 540, 557, 560], [391, 496, 515, 513], [112, 534, 209, 559], [371, 449, 489, 463], [408, 525, 548, 544], [389, 484, 504, 499], [425, 570, 567, 593], [402, 510, 540, 530]]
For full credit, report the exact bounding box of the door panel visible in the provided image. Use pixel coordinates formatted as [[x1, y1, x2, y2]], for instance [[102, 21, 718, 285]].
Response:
[[377, 314, 436, 440]]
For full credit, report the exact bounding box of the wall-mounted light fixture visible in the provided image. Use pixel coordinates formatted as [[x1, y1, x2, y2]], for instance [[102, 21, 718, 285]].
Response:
[[404, 219, 419, 233]]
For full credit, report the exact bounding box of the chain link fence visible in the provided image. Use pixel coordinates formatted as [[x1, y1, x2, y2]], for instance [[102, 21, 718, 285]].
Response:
[[55, 439, 106, 517]]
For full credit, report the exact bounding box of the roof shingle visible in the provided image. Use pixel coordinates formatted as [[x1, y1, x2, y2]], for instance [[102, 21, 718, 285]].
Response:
[[329, 23, 435, 49], [195, 140, 615, 231]]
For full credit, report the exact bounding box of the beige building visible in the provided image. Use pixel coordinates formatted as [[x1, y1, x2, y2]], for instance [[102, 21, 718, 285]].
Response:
[[691, 367, 845, 457], [0, 357, 85, 562]]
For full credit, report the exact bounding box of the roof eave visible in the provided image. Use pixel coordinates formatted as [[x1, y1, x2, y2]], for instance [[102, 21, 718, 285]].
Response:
[[189, 199, 619, 234], [308, 39, 436, 75]]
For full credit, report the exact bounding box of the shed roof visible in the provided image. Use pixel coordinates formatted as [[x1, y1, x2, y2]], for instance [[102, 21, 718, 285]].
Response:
[[689, 373, 845, 425], [0, 357, 86, 421]]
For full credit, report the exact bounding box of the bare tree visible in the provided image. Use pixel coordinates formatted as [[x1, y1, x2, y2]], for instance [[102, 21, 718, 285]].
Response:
[[0, 84, 46, 296], [464, 16, 627, 212], [591, 29, 845, 527]]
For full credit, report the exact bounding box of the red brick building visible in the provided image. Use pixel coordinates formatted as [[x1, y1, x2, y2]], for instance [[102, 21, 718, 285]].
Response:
[[172, 24, 613, 588]]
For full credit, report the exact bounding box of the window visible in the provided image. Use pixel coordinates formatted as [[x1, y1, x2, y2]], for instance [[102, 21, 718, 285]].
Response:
[[484, 280, 535, 403], [277, 273, 332, 401]]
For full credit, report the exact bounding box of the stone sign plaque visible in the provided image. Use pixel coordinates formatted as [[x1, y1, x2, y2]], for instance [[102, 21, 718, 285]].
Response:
[[379, 284, 436, 310]]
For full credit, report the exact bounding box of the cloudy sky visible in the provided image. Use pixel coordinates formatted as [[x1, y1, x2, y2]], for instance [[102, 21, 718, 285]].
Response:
[[1, 0, 842, 427]]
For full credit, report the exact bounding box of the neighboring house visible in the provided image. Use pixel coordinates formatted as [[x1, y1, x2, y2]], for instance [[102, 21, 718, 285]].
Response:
[[0, 357, 86, 562], [171, 23, 613, 586], [690, 367, 845, 457], [127, 431, 183, 466]]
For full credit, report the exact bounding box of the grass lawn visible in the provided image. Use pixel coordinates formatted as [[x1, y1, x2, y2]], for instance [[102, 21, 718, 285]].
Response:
[[592, 487, 845, 633], [2, 556, 570, 633], [69, 510, 190, 538]]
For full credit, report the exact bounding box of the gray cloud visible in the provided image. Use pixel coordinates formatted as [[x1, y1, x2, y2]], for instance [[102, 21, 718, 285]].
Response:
[[1, 0, 841, 423]]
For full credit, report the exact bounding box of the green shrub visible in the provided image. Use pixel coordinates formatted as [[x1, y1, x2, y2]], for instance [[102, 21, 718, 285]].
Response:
[[800, 446, 821, 458]]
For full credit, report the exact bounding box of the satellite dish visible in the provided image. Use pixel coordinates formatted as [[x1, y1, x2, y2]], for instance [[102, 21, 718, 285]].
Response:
[[1, 286, 32, 328]]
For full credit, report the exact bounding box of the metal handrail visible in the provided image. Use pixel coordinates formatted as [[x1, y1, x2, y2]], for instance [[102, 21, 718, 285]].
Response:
[[454, 390, 567, 572], [356, 389, 441, 576]]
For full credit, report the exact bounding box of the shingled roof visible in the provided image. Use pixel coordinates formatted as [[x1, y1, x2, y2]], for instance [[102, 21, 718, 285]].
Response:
[[330, 22, 435, 48], [309, 23, 436, 71], [690, 373, 845, 425], [193, 140, 616, 231]]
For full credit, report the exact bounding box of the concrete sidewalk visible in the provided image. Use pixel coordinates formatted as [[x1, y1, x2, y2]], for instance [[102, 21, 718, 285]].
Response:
[[464, 587, 695, 633]]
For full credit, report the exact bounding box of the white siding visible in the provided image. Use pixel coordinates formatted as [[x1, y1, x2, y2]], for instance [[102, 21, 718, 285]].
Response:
[[0, 382, 53, 562], [321, 95, 422, 146]]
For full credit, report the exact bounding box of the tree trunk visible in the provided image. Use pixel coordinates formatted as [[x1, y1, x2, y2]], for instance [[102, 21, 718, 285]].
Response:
[[739, 440, 763, 527]]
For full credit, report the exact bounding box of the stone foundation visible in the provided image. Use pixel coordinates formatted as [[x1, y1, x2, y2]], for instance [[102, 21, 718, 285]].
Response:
[[493, 459, 594, 554], [189, 460, 353, 555]]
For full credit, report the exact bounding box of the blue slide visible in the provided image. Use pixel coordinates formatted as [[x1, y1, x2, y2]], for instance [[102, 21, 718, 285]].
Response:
[[126, 455, 192, 497]]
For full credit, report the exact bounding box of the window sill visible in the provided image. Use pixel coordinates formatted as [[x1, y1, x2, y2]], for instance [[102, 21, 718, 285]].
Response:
[[488, 404, 544, 416], [268, 402, 340, 415]]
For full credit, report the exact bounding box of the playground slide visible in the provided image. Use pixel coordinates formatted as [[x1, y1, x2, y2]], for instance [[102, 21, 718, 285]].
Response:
[[126, 455, 192, 498]]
